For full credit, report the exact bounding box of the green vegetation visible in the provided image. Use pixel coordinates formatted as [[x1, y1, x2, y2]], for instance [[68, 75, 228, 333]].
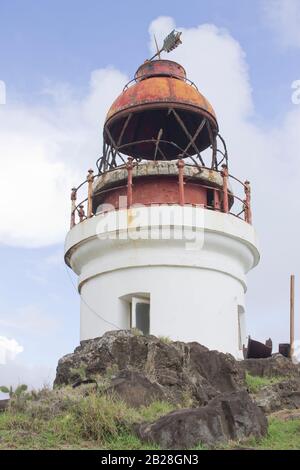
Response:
[[158, 336, 173, 344], [0, 386, 173, 450], [245, 372, 287, 394], [0, 384, 28, 398], [69, 363, 88, 381], [244, 418, 300, 450], [0, 383, 299, 450]]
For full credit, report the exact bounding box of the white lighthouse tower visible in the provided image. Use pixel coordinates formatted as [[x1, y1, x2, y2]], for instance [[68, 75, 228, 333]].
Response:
[[65, 34, 259, 358]]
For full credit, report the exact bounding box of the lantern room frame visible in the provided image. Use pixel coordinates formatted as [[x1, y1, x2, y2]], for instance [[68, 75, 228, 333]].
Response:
[[97, 108, 229, 174]]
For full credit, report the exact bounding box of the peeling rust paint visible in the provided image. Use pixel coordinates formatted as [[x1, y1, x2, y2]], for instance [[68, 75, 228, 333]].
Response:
[[105, 75, 217, 125]]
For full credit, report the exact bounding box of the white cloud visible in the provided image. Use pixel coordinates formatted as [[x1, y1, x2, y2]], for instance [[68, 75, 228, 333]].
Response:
[[149, 17, 253, 129], [263, 0, 300, 47], [0, 67, 128, 247], [0, 336, 23, 365]]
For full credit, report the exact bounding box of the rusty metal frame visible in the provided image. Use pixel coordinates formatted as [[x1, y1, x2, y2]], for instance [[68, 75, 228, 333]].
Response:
[[98, 105, 227, 174], [170, 108, 205, 165]]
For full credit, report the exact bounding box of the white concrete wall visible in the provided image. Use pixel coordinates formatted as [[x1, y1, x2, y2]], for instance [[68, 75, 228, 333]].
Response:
[[65, 206, 260, 358]]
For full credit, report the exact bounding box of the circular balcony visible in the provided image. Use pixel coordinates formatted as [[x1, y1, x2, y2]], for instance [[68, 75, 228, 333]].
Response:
[[69, 161, 252, 230]]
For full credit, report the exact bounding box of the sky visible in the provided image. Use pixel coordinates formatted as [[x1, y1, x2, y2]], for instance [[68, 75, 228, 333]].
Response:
[[1, 0, 300, 391]]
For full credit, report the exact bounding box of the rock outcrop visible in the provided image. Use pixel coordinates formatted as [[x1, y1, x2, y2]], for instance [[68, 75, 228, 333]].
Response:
[[253, 377, 300, 413], [136, 390, 268, 449], [54, 330, 245, 406], [54, 330, 300, 447], [239, 354, 300, 378]]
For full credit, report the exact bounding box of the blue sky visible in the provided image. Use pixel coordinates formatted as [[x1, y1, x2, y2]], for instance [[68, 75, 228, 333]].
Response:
[[1, 0, 300, 389], [0, 0, 298, 118]]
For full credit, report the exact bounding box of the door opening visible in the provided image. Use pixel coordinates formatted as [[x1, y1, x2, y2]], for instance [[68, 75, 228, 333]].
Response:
[[131, 297, 150, 335]]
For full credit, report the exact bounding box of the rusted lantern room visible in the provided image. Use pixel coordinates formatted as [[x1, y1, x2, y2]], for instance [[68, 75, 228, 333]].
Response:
[[90, 56, 238, 217], [69, 30, 252, 229], [103, 59, 218, 162]]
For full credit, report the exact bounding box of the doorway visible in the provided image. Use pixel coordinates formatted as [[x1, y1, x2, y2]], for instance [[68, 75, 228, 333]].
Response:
[[131, 297, 150, 335]]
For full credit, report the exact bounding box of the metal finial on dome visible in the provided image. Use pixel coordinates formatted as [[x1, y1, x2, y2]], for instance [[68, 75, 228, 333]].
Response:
[[149, 30, 182, 61]]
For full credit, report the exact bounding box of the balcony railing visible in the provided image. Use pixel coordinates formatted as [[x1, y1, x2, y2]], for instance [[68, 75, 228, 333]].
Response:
[[69, 160, 252, 229]]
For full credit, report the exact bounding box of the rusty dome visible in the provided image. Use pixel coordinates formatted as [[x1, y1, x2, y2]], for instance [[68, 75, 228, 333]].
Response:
[[104, 59, 218, 161]]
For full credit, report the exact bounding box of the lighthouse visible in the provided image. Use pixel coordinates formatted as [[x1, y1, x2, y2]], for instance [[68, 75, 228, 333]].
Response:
[[65, 32, 260, 359]]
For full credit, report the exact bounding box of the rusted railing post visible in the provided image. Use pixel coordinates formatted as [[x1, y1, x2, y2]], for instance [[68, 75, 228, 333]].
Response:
[[78, 204, 85, 222], [87, 169, 94, 218], [126, 157, 133, 208], [177, 159, 185, 206], [70, 187, 77, 228], [221, 164, 229, 213], [244, 180, 252, 224]]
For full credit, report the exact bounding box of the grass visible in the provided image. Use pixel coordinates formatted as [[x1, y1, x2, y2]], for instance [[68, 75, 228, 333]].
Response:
[[0, 412, 84, 450], [138, 400, 174, 421], [0, 384, 300, 450], [0, 387, 173, 450], [104, 433, 161, 450], [241, 417, 300, 450], [245, 372, 287, 394]]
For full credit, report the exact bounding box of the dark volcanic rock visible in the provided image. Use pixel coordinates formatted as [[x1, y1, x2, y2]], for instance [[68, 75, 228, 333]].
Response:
[[136, 390, 267, 449], [239, 354, 300, 378], [54, 331, 300, 447], [253, 377, 300, 414], [54, 330, 244, 406], [184, 342, 245, 392], [105, 370, 166, 408]]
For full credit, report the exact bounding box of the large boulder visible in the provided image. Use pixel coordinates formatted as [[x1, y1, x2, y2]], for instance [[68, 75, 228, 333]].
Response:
[[54, 330, 244, 406], [136, 390, 267, 449]]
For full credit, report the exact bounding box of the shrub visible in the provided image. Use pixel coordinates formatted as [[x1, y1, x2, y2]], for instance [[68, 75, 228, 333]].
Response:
[[0, 384, 29, 413], [0, 384, 28, 398], [10, 386, 82, 419], [70, 363, 88, 381], [158, 336, 172, 344]]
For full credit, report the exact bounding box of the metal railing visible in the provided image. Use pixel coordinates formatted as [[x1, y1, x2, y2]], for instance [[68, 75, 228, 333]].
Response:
[[69, 160, 252, 229], [122, 74, 199, 92]]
